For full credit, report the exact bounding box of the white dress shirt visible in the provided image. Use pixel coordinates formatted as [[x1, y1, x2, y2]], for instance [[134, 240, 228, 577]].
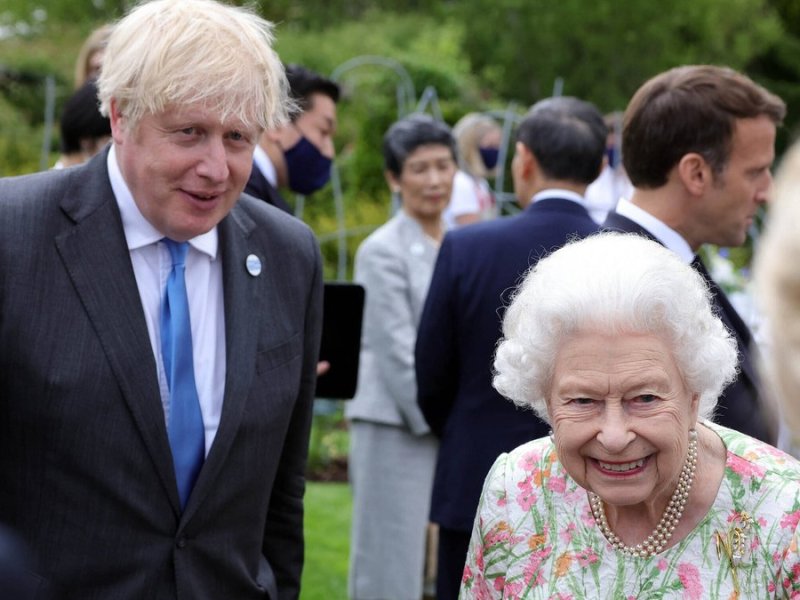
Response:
[[107, 146, 226, 455], [531, 188, 586, 207], [252, 145, 278, 187], [615, 197, 694, 264]]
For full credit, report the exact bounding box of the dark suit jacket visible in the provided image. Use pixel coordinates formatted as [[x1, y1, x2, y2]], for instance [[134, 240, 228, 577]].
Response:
[[603, 210, 771, 443], [245, 162, 293, 215], [416, 198, 600, 532], [0, 149, 323, 600]]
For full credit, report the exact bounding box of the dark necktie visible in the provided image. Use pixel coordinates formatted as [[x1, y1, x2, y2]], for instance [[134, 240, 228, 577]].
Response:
[[161, 239, 204, 509]]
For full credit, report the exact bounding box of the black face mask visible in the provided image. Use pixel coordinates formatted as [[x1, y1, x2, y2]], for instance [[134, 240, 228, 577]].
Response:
[[283, 136, 332, 195], [478, 146, 500, 170]]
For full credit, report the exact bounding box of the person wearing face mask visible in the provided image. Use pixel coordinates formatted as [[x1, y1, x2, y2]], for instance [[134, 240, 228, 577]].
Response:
[[442, 112, 502, 229], [583, 111, 634, 224], [245, 64, 340, 214]]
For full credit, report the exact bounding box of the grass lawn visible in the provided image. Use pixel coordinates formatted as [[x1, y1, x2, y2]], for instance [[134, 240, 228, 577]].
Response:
[[301, 481, 351, 599]]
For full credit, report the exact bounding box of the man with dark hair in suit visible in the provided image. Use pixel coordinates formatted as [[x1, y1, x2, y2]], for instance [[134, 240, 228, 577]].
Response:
[[245, 64, 340, 213], [415, 96, 607, 600], [604, 64, 785, 443], [0, 1, 322, 598]]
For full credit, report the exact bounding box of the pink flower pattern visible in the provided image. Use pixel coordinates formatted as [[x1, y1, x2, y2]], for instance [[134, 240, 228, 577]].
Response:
[[727, 452, 766, 479], [459, 423, 800, 599], [781, 510, 800, 531], [677, 562, 702, 599]]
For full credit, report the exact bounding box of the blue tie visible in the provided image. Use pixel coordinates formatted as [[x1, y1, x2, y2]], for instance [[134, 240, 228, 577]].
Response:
[[161, 239, 205, 509]]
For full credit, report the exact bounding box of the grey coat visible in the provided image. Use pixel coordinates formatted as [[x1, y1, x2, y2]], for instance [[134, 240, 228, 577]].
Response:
[[345, 211, 437, 436]]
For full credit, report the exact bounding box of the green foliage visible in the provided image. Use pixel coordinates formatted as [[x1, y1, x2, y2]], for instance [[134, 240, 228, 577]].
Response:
[[748, 1, 800, 149], [1, 0, 124, 24], [301, 482, 351, 600], [306, 402, 350, 480], [455, 0, 783, 112], [0, 96, 47, 175]]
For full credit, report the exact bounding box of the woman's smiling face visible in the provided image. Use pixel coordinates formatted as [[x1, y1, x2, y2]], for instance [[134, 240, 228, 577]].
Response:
[[547, 330, 699, 511]]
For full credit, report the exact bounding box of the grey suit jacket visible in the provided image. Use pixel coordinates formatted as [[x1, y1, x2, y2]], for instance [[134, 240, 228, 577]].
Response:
[[0, 149, 323, 600], [345, 211, 436, 436]]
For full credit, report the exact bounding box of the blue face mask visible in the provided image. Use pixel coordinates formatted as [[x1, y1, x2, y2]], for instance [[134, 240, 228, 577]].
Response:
[[606, 145, 620, 169], [283, 135, 332, 195], [478, 146, 500, 170]]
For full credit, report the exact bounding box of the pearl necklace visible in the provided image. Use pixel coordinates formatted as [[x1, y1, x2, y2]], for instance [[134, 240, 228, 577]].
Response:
[[589, 431, 698, 558]]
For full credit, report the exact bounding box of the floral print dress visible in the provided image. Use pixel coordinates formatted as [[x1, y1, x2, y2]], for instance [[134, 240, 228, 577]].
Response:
[[460, 422, 800, 599]]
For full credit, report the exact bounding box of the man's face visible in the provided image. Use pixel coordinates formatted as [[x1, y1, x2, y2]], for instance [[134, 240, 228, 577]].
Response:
[[698, 115, 776, 247], [279, 92, 337, 159], [295, 93, 337, 159], [111, 100, 260, 242]]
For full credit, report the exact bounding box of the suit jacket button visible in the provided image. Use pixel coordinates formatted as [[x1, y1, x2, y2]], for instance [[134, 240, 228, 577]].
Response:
[[176, 537, 187, 549]]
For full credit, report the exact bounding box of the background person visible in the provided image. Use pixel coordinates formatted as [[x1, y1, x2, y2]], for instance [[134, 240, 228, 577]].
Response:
[[73, 23, 113, 88], [416, 96, 606, 600], [442, 112, 501, 229], [0, 1, 322, 598], [54, 79, 111, 168], [603, 64, 785, 443], [462, 233, 800, 598], [346, 113, 457, 600], [583, 111, 633, 223], [245, 64, 340, 214]]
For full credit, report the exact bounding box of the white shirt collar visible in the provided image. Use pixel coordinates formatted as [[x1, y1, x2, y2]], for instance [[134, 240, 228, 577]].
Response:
[[252, 145, 278, 187], [107, 145, 218, 259], [615, 197, 694, 263], [531, 188, 585, 206]]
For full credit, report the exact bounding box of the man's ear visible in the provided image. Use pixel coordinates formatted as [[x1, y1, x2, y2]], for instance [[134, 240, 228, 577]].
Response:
[[516, 141, 538, 180], [109, 98, 126, 144], [677, 153, 713, 197], [384, 170, 401, 194]]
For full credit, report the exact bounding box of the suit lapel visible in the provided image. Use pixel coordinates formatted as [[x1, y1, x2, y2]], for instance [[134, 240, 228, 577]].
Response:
[[54, 152, 179, 514], [602, 211, 661, 243], [692, 257, 759, 385]]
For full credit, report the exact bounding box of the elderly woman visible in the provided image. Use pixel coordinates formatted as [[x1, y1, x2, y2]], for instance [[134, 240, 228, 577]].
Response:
[[461, 233, 800, 598], [346, 113, 457, 600]]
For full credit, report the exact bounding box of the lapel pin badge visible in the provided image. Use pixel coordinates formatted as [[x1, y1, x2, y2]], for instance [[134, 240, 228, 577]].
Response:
[[246, 254, 262, 277]]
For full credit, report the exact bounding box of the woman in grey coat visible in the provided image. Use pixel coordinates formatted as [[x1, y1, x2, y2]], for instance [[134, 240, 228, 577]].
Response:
[[346, 114, 457, 600]]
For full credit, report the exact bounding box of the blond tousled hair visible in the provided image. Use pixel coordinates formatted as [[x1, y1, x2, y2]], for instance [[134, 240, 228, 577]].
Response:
[[97, 0, 290, 133]]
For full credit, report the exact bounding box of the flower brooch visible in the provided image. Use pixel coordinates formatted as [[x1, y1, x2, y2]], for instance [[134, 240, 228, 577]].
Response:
[[714, 512, 757, 595]]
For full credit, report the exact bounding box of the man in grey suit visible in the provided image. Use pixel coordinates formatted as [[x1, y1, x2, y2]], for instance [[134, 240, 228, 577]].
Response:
[[0, 2, 322, 599], [603, 65, 785, 444]]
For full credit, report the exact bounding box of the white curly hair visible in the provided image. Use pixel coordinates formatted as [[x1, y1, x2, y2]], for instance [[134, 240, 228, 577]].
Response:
[[493, 232, 738, 424]]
